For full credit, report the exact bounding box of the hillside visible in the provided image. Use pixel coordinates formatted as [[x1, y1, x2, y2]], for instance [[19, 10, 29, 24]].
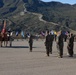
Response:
[[0, 0, 76, 33], [24, 0, 76, 30], [8, 12, 60, 33]]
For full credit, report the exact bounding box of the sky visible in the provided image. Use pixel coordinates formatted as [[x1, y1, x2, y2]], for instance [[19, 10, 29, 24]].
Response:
[[41, 0, 76, 5]]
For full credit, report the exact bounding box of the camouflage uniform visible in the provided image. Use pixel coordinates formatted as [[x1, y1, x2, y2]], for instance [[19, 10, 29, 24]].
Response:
[[57, 32, 64, 58], [68, 34, 74, 57]]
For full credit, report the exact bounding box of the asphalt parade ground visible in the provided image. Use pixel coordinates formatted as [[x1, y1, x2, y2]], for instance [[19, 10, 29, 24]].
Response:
[[0, 40, 76, 75]]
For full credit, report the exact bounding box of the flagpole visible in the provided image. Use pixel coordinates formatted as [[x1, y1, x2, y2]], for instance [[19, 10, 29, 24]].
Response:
[[3, 20, 6, 29]]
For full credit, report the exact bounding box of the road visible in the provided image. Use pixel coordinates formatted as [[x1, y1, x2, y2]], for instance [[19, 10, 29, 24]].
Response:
[[0, 40, 76, 75]]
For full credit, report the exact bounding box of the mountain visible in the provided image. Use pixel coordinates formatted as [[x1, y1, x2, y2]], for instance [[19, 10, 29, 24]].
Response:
[[0, 0, 24, 17], [0, 0, 76, 33]]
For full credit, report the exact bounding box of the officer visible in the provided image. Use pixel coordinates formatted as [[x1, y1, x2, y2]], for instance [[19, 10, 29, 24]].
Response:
[[45, 31, 51, 56], [57, 31, 64, 58], [8, 28, 12, 47], [49, 31, 54, 54], [29, 35, 33, 52], [67, 33, 74, 57]]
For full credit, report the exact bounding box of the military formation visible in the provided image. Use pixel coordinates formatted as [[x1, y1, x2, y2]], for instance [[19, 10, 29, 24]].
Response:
[[45, 30, 75, 58], [0, 28, 75, 58], [27, 30, 75, 58], [0, 20, 75, 58]]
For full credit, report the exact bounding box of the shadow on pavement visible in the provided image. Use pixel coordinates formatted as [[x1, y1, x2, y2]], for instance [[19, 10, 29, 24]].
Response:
[[1, 46, 39, 49], [63, 54, 76, 59]]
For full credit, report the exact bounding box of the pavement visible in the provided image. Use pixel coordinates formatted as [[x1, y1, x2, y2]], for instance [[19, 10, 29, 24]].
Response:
[[0, 40, 76, 75]]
